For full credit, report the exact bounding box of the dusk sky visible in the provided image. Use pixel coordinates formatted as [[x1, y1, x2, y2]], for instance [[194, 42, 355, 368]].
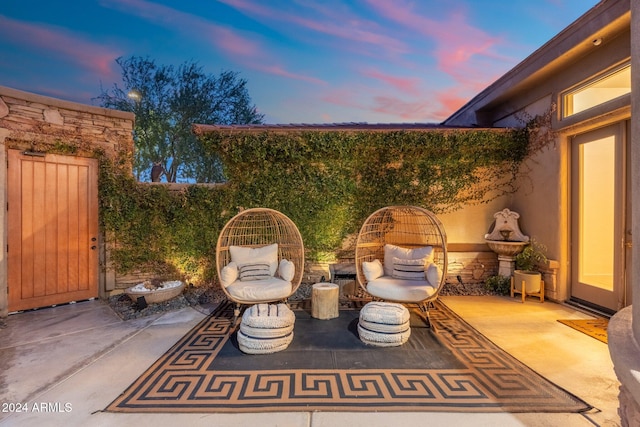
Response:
[[1, 0, 598, 124]]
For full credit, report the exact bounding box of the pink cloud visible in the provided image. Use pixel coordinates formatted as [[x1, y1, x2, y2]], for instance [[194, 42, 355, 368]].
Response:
[[0, 15, 120, 79], [370, 96, 431, 120], [320, 87, 438, 122], [102, 0, 325, 84], [361, 69, 420, 94], [254, 64, 327, 85], [321, 89, 359, 109], [432, 89, 470, 120], [102, 0, 261, 58], [218, 0, 408, 54], [365, 0, 513, 108]]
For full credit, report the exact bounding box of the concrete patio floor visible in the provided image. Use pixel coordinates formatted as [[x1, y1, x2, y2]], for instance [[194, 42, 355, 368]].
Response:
[[0, 295, 620, 427]]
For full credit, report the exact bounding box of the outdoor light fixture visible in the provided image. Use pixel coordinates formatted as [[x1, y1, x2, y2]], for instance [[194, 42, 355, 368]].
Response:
[[592, 37, 603, 46], [22, 150, 46, 157], [127, 90, 141, 100]]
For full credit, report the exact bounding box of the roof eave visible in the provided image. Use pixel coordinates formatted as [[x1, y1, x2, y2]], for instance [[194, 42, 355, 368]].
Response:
[[444, 0, 630, 125]]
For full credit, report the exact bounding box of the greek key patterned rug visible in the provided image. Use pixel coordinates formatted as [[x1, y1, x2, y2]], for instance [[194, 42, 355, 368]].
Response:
[[106, 300, 590, 413]]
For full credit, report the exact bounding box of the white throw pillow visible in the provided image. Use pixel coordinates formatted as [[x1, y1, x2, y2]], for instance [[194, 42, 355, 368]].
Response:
[[229, 243, 278, 276], [238, 262, 272, 281], [392, 256, 427, 280], [278, 259, 295, 282], [220, 262, 238, 288], [383, 244, 434, 276], [425, 262, 442, 286], [362, 259, 384, 281]]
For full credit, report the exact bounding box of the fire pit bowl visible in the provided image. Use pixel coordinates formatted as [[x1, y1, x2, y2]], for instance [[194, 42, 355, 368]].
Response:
[[125, 280, 185, 304]]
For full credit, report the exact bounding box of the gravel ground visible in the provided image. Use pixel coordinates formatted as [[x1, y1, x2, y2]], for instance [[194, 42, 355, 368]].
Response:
[[107, 280, 498, 321]]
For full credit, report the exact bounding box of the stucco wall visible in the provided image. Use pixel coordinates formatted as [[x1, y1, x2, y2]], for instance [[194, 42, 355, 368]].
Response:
[[0, 85, 134, 316], [442, 3, 631, 304], [608, 2, 640, 426]]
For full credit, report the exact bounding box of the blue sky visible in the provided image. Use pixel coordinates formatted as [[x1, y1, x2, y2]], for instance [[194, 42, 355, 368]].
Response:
[[1, 0, 598, 124]]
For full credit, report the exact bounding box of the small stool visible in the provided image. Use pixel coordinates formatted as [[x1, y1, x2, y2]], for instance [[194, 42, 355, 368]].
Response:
[[311, 282, 339, 320], [238, 303, 295, 354], [358, 301, 411, 347]]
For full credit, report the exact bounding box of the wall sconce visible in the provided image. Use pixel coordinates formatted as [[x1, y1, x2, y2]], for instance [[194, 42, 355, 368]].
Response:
[[22, 150, 46, 157]]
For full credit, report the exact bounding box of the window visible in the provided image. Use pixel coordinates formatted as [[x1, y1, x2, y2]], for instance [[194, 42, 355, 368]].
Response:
[[562, 63, 630, 118]]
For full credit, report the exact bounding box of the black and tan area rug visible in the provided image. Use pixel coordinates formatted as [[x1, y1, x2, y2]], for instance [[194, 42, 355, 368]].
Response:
[[558, 318, 609, 344], [106, 300, 591, 414]]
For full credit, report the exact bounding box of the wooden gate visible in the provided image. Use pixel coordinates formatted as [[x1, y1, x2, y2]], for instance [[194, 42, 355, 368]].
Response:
[[7, 149, 99, 311]]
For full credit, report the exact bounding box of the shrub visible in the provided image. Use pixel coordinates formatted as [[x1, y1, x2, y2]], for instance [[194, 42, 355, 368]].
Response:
[[484, 275, 511, 295], [515, 239, 548, 272]]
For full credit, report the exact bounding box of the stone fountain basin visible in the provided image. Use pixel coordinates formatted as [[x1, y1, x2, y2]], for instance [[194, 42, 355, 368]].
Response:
[[485, 240, 527, 256]]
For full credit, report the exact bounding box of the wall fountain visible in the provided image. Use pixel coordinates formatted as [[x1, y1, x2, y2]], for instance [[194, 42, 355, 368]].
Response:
[[484, 208, 529, 277]]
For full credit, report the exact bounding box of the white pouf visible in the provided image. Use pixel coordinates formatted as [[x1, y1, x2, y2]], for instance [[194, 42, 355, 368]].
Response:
[[358, 302, 411, 347], [238, 303, 295, 354]]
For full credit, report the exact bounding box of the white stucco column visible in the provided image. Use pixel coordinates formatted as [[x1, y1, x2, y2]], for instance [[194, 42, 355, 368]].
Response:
[[608, 1, 640, 424]]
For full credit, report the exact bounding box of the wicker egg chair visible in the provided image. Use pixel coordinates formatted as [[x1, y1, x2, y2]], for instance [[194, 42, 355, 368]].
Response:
[[355, 206, 448, 324], [216, 208, 305, 321]]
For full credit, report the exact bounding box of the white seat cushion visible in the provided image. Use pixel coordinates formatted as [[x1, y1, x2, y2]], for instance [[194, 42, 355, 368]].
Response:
[[226, 277, 292, 301], [366, 276, 437, 302]]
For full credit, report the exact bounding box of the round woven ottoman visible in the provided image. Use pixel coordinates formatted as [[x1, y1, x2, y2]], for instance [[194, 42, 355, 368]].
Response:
[[238, 303, 295, 354], [358, 301, 411, 347]]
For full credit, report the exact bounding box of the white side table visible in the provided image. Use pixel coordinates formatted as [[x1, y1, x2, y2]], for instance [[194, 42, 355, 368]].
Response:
[[311, 282, 339, 320]]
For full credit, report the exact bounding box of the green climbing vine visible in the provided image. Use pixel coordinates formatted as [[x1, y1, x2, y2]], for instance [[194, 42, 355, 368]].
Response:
[[11, 124, 534, 286], [200, 127, 529, 261]]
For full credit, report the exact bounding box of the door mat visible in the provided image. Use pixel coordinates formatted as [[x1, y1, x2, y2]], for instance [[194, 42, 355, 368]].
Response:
[[558, 318, 609, 344], [106, 300, 590, 414]]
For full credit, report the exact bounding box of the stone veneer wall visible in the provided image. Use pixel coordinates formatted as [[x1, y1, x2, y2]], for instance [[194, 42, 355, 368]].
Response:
[[0, 87, 133, 161], [303, 251, 560, 301], [0, 85, 134, 316], [302, 252, 498, 287], [110, 247, 502, 294]]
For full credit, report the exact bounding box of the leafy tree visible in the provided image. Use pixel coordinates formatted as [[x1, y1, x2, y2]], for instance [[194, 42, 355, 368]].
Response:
[[96, 56, 264, 182]]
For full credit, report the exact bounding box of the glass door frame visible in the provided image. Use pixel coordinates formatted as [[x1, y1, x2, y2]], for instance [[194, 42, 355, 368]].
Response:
[[570, 121, 628, 313]]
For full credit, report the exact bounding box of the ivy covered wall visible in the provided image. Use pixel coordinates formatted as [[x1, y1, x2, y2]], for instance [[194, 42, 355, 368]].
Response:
[[101, 126, 529, 287]]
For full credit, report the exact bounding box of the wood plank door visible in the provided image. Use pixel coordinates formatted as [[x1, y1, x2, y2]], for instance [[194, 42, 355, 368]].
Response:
[[7, 149, 99, 311]]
